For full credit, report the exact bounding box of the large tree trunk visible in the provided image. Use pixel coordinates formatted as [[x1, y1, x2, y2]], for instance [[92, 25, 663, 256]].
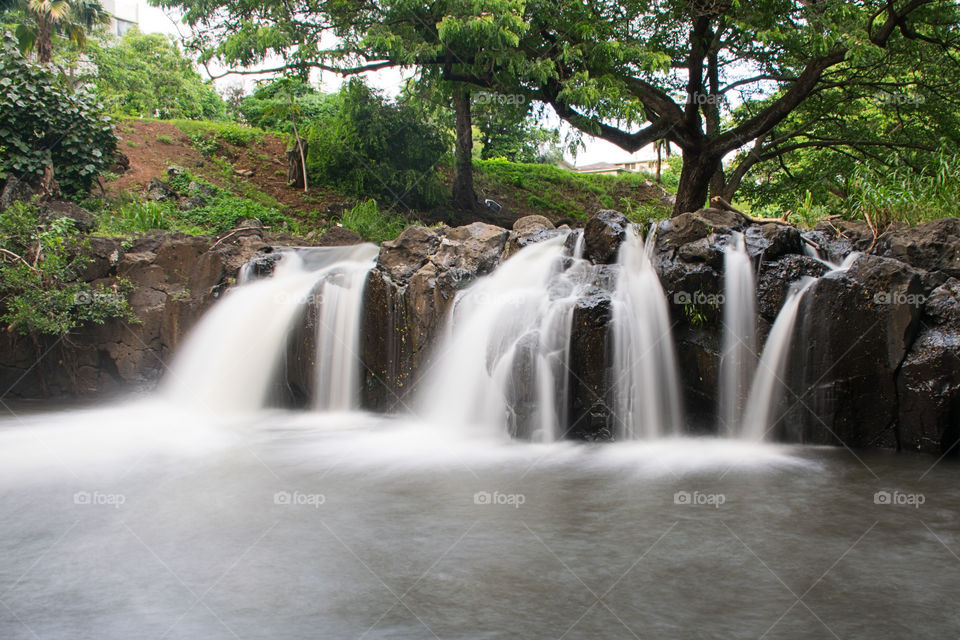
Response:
[[673, 151, 721, 216], [452, 86, 477, 210]]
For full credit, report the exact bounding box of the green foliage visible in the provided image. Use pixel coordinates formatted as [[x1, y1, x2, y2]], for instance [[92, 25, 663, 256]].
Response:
[[339, 199, 408, 244], [843, 152, 960, 228], [87, 29, 226, 120], [305, 79, 448, 209], [239, 77, 334, 133], [0, 31, 116, 195], [475, 158, 664, 220], [156, 134, 173, 144], [474, 101, 562, 164], [0, 201, 135, 336]]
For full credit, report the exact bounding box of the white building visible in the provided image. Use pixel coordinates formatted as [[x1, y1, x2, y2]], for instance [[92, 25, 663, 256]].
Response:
[[101, 0, 140, 37]]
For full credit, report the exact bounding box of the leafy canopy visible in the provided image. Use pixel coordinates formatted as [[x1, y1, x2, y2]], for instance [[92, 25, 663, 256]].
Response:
[[0, 31, 116, 195]]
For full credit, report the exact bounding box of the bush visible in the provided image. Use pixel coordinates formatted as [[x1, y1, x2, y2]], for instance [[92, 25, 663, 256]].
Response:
[[239, 78, 334, 133], [306, 79, 449, 208], [340, 199, 408, 244], [0, 32, 117, 195], [0, 202, 135, 336]]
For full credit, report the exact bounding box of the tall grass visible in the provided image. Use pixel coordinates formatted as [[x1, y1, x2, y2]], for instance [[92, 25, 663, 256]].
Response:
[[340, 199, 409, 244], [844, 152, 960, 227]]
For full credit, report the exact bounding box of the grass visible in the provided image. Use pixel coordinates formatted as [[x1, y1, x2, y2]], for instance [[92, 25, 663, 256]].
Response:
[[168, 119, 265, 148], [156, 134, 173, 145], [474, 158, 669, 220], [340, 199, 409, 244]]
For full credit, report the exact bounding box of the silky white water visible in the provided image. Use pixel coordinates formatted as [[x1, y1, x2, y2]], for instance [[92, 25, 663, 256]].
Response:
[[165, 245, 377, 413], [739, 251, 860, 440], [418, 233, 592, 441], [720, 232, 758, 434], [611, 225, 683, 438], [310, 245, 380, 410]]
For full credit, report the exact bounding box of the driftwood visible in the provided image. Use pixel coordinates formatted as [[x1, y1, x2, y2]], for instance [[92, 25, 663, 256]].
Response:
[[710, 196, 795, 226], [210, 226, 266, 250]]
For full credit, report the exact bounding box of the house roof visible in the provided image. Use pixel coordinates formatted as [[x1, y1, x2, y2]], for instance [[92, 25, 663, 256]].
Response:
[[575, 162, 625, 173]]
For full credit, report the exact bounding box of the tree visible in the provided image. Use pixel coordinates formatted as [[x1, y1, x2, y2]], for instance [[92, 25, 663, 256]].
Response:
[[1, 0, 109, 64], [153, 0, 960, 216], [152, 0, 534, 211], [513, 0, 960, 214], [86, 28, 227, 120]]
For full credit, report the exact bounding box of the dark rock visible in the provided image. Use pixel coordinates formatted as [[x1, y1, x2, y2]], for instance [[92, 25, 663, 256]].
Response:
[[568, 293, 613, 440], [167, 165, 188, 181], [678, 237, 723, 269], [813, 219, 874, 252], [897, 278, 960, 455], [583, 210, 629, 264], [145, 178, 177, 202], [0, 176, 35, 212], [76, 237, 122, 281], [39, 200, 96, 233], [657, 208, 748, 250], [787, 254, 923, 448], [378, 226, 442, 283], [318, 226, 362, 246], [110, 151, 130, 174], [188, 181, 218, 199], [756, 255, 828, 323], [513, 215, 554, 233], [244, 249, 283, 280], [877, 217, 960, 279], [178, 196, 207, 211], [430, 222, 509, 278], [754, 223, 802, 259]]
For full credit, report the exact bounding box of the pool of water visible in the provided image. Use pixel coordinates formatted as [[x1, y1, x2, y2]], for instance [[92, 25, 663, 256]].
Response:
[[1, 402, 958, 639]]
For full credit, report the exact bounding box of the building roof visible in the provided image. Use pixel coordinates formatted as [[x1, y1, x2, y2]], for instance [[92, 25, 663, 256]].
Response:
[[575, 162, 626, 174]]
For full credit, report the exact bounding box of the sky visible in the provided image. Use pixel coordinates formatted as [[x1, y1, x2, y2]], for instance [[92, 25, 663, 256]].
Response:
[[133, 1, 662, 167]]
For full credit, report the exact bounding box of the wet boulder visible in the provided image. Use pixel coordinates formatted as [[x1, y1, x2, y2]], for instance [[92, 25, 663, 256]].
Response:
[[877, 217, 960, 279], [568, 292, 613, 441], [788, 254, 923, 448], [897, 278, 960, 455], [430, 222, 510, 277], [583, 210, 629, 264], [378, 225, 443, 283]]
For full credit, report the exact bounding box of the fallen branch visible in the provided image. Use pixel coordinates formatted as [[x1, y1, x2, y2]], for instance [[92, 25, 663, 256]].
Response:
[[710, 196, 795, 226], [0, 248, 39, 274], [210, 226, 266, 251]]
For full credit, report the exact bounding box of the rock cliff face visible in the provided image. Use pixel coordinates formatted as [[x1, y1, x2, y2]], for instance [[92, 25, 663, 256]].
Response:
[[4, 208, 959, 457]]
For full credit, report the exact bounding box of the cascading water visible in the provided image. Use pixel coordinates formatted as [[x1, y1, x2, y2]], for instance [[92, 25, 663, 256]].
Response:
[[740, 278, 814, 441], [165, 245, 377, 413], [738, 250, 861, 440], [719, 232, 758, 434], [610, 225, 684, 439], [419, 233, 591, 441]]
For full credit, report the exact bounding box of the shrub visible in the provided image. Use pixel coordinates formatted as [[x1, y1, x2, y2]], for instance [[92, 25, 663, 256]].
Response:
[[340, 199, 408, 244], [239, 78, 335, 133], [306, 79, 449, 209], [0, 202, 136, 336], [0, 31, 117, 195]]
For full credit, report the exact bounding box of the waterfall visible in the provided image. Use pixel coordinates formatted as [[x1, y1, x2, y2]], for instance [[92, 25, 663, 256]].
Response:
[[610, 225, 683, 439], [719, 232, 757, 434], [739, 251, 860, 440], [165, 245, 377, 413], [418, 233, 591, 441], [740, 278, 814, 441]]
